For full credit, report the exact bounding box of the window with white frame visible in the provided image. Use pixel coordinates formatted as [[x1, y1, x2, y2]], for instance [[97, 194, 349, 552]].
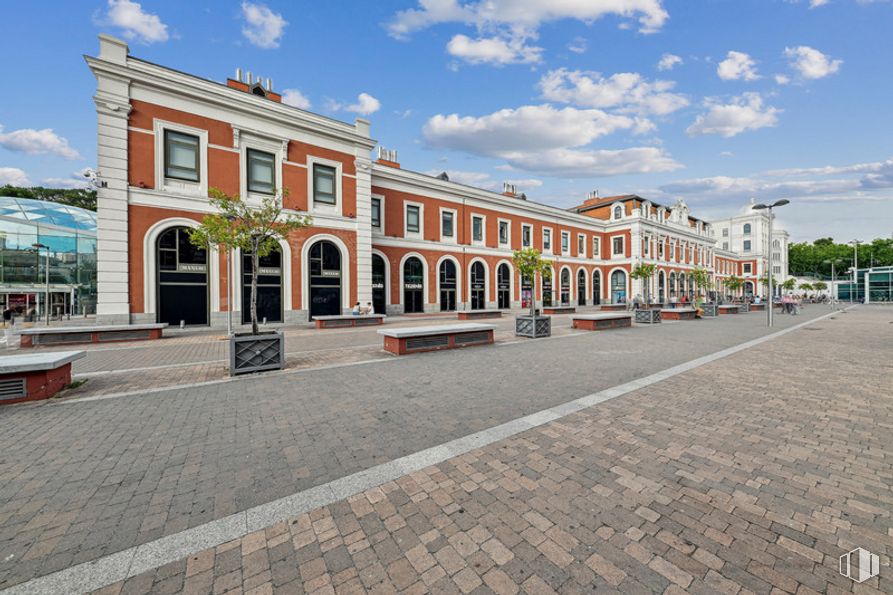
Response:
[[156, 120, 209, 196], [643, 237, 650, 256], [441, 210, 454, 239], [577, 234, 585, 257], [592, 236, 600, 257], [543, 228, 552, 251], [613, 205, 623, 220], [406, 204, 421, 235], [246, 148, 275, 195], [743, 223, 752, 235], [472, 215, 484, 243], [722, 228, 729, 237], [658, 240, 664, 258], [743, 263, 752, 274], [522, 224, 532, 248], [773, 265, 781, 274], [313, 164, 337, 205], [612, 236, 624, 257], [164, 130, 200, 182], [371, 197, 382, 230], [773, 252, 781, 261], [723, 241, 729, 250], [743, 240, 752, 252], [561, 231, 570, 254], [498, 220, 509, 246]]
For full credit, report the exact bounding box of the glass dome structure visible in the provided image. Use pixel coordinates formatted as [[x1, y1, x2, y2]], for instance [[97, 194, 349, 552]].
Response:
[[0, 197, 97, 320]]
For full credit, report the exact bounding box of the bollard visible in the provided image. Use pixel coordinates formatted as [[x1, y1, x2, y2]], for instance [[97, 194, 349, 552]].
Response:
[[262, 317, 267, 326], [180, 320, 185, 329]]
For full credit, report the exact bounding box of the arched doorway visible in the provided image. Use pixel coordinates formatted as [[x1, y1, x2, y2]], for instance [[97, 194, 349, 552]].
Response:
[[592, 270, 601, 305], [520, 274, 533, 309], [744, 280, 754, 297], [669, 271, 677, 299], [577, 270, 587, 306], [611, 270, 627, 304], [403, 257, 424, 313], [542, 268, 553, 307], [439, 259, 457, 312], [241, 246, 282, 324], [560, 268, 571, 305], [470, 261, 486, 310], [372, 254, 387, 315], [658, 270, 665, 303], [679, 272, 687, 299], [308, 240, 342, 319], [157, 226, 208, 326], [497, 263, 511, 309]]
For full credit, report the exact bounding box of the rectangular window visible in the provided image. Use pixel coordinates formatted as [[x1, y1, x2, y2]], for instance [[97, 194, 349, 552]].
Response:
[[164, 130, 200, 182], [441, 211, 454, 238], [612, 236, 624, 257], [543, 229, 552, 251], [658, 241, 664, 258], [592, 236, 600, 256], [773, 265, 781, 274], [743, 263, 752, 274], [723, 242, 728, 250], [561, 232, 569, 254], [743, 240, 752, 252], [246, 149, 275, 195], [406, 205, 420, 233], [722, 228, 729, 237], [313, 164, 337, 205], [472, 216, 483, 242], [577, 235, 585, 256], [499, 220, 509, 245], [644, 238, 650, 256], [522, 224, 532, 248], [371, 198, 381, 229], [773, 252, 781, 261]]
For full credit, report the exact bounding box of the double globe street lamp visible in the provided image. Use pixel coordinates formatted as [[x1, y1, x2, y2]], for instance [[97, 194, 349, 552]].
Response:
[[751, 199, 789, 328]]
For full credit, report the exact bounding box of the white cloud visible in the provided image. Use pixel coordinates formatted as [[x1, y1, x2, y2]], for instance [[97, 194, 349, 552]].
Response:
[[0, 125, 82, 160], [104, 0, 169, 44], [0, 167, 30, 186], [784, 45, 842, 79], [567, 36, 587, 54], [446, 34, 542, 65], [330, 93, 381, 116], [657, 53, 682, 71], [774, 74, 791, 85], [809, 0, 830, 7], [281, 89, 311, 110], [423, 104, 681, 177], [240, 2, 287, 49], [538, 69, 688, 117], [686, 93, 779, 137], [388, 0, 670, 38], [42, 175, 91, 189], [765, 157, 893, 178], [717, 51, 760, 81]]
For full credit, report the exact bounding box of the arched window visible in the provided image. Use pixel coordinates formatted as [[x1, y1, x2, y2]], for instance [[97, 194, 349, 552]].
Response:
[[470, 261, 486, 310], [610, 270, 627, 304], [156, 226, 208, 326], [577, 269, 587, 306], [372, 254, 387, 315], [613, 205, 623, 220], [592, 270, 602, 305], [308, 240, 342, 319], [242, 245, 282, 324], [497, 263, 511, 309], [560, 268, 571, 305], [743, 223, 751, 235], [403, 257, 425, 313], [439, 259, 457, 312], [773, 239, 780, 249]]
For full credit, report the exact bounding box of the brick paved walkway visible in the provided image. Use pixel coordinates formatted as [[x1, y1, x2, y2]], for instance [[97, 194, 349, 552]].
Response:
[[82, 307, 892, 594]]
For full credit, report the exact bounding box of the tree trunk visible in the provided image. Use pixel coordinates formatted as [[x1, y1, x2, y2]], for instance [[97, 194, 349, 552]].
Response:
[[251, 244, 259, 335], [530, 274, 536, 318]]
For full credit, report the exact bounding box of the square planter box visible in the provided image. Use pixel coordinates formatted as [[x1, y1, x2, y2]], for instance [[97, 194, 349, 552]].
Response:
[[635, 309, 661, 324], [515, 315, 551, 338], [702, 303, 718, 317], [230, 331, 285, 376]]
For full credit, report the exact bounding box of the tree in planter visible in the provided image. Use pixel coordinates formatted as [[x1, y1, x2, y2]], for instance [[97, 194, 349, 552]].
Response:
[[188, 188, 311, 334], [813, 280, 828, 292], [513, 248, 552, 319], [798, 282, 813, 293], [629, 262, 657, 307], [690, 267, 713, 305], [726, 275, 745, 299], [781, 278, 797, 293]]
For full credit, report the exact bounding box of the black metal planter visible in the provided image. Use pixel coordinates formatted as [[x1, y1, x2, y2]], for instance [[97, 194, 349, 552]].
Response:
[[515, 315, 551, 338], [230, 330, 285, 376], [635, 308, 661, 324], [702, 303, 718, 317]]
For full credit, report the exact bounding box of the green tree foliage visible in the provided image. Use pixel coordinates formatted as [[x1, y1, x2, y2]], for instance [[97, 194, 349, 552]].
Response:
[[788, 237, 893, 277], [630, 262, 657, 304], [726, 275, 744, 295], [798, 282, 813, 291], [188, 188, 311, 334], [0, 185, 97, 211], [812, 281, 828, 291], [689, 267, 713, 303], [512, 248, 552, 318]]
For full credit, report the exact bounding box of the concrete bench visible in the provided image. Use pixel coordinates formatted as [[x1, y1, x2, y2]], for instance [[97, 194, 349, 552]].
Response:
[[19, 323, 167, 348], [457, 309, 503, 320], [661, 308, 697, 321], [378, 323, 495, 355], [542, 306, 576, 315], [0, 351, 85, 405], [750, 303, 766, 311], [572, 313, 633, 331], [717, 305, 739, 315], [599, 304, 628, 312], [314, 314, 385, 329]]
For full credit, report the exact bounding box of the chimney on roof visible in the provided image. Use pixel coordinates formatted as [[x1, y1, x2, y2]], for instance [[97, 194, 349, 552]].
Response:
[[588, 190, 599, 200], [436, 172, 450, 181], [376, 146, 400, 168], [502, 182, 517, 197], [226, 67, 282, 102]]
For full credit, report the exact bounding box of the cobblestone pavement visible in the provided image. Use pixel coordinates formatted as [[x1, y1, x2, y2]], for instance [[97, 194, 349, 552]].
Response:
[[0, 306, 884, 592], [86, 306, 892, 595]]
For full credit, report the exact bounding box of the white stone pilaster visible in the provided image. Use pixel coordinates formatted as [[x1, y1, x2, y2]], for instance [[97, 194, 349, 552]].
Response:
[[354, 155, 373, 306]]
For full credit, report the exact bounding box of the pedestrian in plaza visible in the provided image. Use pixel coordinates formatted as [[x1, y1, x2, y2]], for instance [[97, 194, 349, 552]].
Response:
[[366, 302, 375, 315], [352, 302, 361, 316]]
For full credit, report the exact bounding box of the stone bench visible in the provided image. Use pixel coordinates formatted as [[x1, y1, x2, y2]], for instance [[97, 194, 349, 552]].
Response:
[[457, 309, 503, 321], [572, 313, 633, 331], [19, 323, 167, 348], [599, 304, 628, 312], [750, 303, 766, 311], [717, 305, 739, 315], [378, 323, 495, 355], [314, 314, 385, 329], [661, 308, 697, 321], [0, 351, 85, 405], [542, 306, 576, 315]]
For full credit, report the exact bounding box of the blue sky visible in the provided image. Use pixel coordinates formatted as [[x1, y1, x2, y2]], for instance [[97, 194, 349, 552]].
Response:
[[1, 0, 891, 242]]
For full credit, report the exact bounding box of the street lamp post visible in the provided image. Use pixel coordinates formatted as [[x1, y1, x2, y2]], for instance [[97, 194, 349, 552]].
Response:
[[751, 199, 790, 328], [32, 243, 50, 325], [849, 240, 860, 304], [824, 258, 844, 309]]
